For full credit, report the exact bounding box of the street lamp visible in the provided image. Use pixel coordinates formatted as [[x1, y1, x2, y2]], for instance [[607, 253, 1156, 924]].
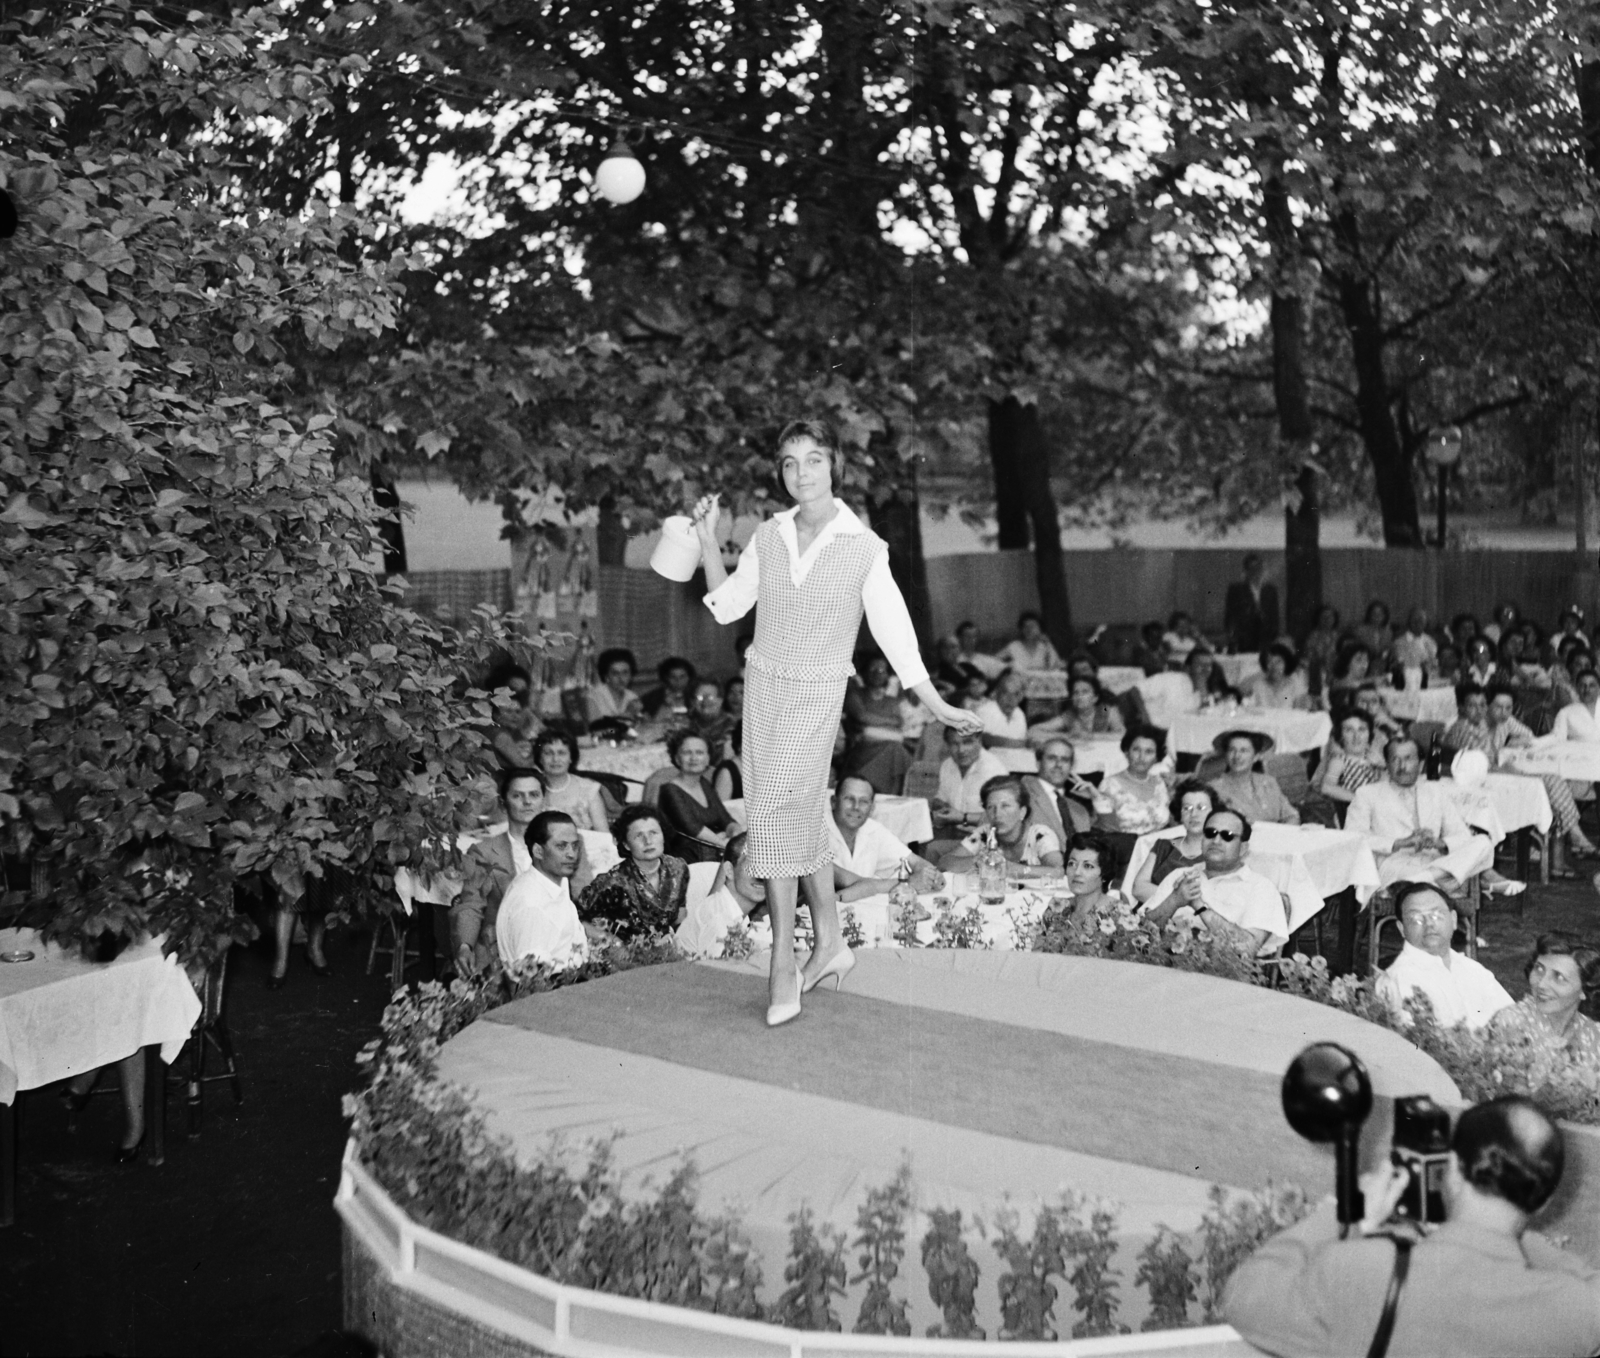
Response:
[[1426, 425, 1462, 549], [593, 141, 645, 205]]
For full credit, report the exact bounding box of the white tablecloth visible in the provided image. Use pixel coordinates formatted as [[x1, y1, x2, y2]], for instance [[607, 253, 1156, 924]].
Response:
[[1097, 666, 1148, 694], [1382, 686, 1459, 724], [580, 742, 671, 786], [1121, 824, 1380, 934], [0, 928, 201, 1105], [1167, 709, 1331, 756], [1474, 773, 1553, 836], [1501, 741, 1600, 784], [1019, 671, 1069, 700], [725, 794, 934, 846], [1217, 655, 1263, 687], [1435, 778, 1507, 846]]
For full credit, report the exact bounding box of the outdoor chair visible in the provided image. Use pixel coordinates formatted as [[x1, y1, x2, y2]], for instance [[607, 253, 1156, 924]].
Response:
[[366, 912, 420, 992], [901, 762, 943, 801]]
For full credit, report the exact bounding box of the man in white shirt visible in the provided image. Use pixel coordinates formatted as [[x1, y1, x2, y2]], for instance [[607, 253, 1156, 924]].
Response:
[[1345, 736, 1494, 896], [495, 812, 590, 970], [1550, 668, 1600, 744], [973, 670, 1033, 772], [1142, 809, 1288, 954], [1375, 882, 1513, 1030], [933, 726, 1008, 831], [996, 611, 1064, 673], [955, 620, 1006, 680], [828, 775, 941, 898]]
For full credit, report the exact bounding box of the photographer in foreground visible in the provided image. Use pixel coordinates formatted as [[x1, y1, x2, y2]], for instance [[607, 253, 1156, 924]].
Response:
[[1224, 1096, 1600, 1357]]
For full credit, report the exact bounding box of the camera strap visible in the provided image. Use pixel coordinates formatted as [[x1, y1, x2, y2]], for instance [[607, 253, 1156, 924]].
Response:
[[1366, 1234, 1414, 1358]]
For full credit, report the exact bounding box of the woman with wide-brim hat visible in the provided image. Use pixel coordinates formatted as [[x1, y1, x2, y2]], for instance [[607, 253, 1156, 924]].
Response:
[[1206, 728, 1300, 825]]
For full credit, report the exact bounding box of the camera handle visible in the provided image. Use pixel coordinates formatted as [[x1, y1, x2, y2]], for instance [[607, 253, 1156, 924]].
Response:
[[1365, 1234, 1414, 1358]]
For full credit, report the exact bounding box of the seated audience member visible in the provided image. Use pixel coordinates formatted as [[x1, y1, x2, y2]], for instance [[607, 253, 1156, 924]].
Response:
[[495, 812, 590, 970], [1046, 832, 1124, 929], [640, 655, 696, 722], [1350, 681, 1403, 749], [1345, 737, 1493, 896], [1097, 725, 1173, 839], [1499, 629, 1549, 689], [1551, 666, 1600, 743], [1132, 621, 1169, 676], [1224, 1094, 1600, 1358], [486, 661, 541, 769], [1352, 598, 1395, 665], [1375, 882, 1513, 1029], [1301, 604, 1342, 699], [841, 653, 912, 794], [1023, 737, 1106, 842], [1483, 599, 1522, 644], [687, 677, 734, 760], [1128, 780, 1222, 903], [1432, 641, 1463, 686], [954, 619, 1005, 680], [1450, 610, 1480, 653], [1326, 641, 1377, 704], [828, 776, 941, 892], [712, 720, 743, 802], [972, 670, 1032, 769], [1463, 635, 1499, 687], [1162, 610, 1202, 666], [996, 611, 1063, 672], [1313, 708, 1386, 807], [942, 775, 1063, 876], [1179, 646, 1233, 711], [1490, 932, 1600, 1070], [1391, 606, 1439, 675], [930, 635, 969, 698], [675, 833, 761, 956], [576, 804, 688, 942], [533, 730, 611, 831], [657, 729, 742, 863], [1549, 638, 1589, 709], [1141, 809, 1287, 954], [723, 674, 745, 720], [586, 647, 643, 726], [1207, 729, 1300, 825], [1244, 642, 1309, 710], [1451, 684, 1598, 861], [931, 724, 1009, 835], [1552, 605, 1590, 653], [1030, 675, 1124, 742], [453, 767, 544, 975]]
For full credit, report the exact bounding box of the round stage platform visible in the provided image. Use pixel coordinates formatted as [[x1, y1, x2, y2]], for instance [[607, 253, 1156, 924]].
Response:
[[433, 949, 1457, 1337]]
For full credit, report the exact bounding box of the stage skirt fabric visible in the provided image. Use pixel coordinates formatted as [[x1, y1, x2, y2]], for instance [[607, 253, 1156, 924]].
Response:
[[742, 649, 851, 879]]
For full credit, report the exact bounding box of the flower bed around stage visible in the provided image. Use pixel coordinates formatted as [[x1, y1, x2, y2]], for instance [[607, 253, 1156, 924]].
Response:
[[344, 942, 1312, 1341]]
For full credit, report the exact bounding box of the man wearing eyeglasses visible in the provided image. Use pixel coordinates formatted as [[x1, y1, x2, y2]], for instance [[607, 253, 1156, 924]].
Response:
[[1140, 809, 1287, 954], [1376, 881, 1512, 1031]]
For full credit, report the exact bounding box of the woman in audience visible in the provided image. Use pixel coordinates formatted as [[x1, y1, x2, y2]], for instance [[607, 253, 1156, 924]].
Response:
[[1207, 730, 1300, 825], [1097, 725, 1172, 856], [533, 730, 611, 831], [687, 677, 735, 759], [1326, 642, 1375, 704], [640, 656, 696, 723], [1301, 605, 1342, 699], [1031, 675, 1124, 741], [1482, 600, 1522, 644], [841, 653, 913, 793], [1351, 682, 1403, 751], [586, 647, 643, 727], [1352, 599, 1394, 665], [577, 804, 689, 941], [1432, 641, 1462, 687], [1162, 611, 1202, 666], [657, 729, 743, 863], [997, 611, 1063, 672], [1023, 737, 1107, 841], [1180, 647, 1233, 711], [1047, 832, 1124, 929], [713, 720, 744, 801], [724, 674, 745, 721], [1129, 780, 1221, 903], [484, 660, 541, 769], [1489, 933, 1600, 1069], [943, 774, 1063, 875], [1497, 630, 1548, 689], [1312, 708, 1386, 807], [1244, 642, 1309, 710], [1463, 636, 1499, 687]]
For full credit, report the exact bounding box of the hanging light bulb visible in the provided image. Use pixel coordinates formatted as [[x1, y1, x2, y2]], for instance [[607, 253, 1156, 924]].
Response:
[[593, 140, 645, 205]]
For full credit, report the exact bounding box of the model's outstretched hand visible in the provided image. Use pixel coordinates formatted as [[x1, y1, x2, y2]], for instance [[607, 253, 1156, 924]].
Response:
[[923, 693, 983, 735], [691, 493, 720, 545]]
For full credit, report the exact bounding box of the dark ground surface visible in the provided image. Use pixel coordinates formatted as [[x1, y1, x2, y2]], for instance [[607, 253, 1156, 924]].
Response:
[[2, 863, 1596, 1357]]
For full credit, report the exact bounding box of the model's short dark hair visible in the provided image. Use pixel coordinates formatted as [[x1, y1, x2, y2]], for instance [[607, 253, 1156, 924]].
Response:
[[1452, 1096, 1564, 1215], [495, 766, 545, 802], [667, 727, 713, 765], [1064, 831, 1114, 887], [532, 728, 580, 771], [612, 803, 664, 855], [774, 417, 847, 487], [1205, 807, 1251, 842], [1120, 723, 1167, 759], [979, 774, 1029, 811], [524, 810, 575, 853], [596, 647, 636, 679], [1169, 778, 1220, 823]]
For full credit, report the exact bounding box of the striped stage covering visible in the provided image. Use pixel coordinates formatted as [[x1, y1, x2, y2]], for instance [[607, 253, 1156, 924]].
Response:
[[438, 950, 1458, 1336]]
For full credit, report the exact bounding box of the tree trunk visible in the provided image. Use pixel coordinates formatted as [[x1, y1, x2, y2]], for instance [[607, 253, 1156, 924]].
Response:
[[874, 479, 934, 646], [989, 395, 1074, 651], [1333, 269, 1423, 546], [596, 496, 628, 566], [986, 396, 1031, 550]]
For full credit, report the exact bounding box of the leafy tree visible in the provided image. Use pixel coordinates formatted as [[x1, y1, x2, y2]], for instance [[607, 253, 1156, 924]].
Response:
[[0, 1, 502, 961]]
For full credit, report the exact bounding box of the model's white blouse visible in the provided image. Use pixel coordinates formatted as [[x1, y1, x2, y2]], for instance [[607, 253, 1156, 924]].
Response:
[[703, 500, 929, 688]]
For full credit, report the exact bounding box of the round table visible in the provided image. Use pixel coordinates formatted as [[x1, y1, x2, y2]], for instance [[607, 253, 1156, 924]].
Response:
[[1165, 709, 1331, 756], [579, 742, 671, 787], [1501, 741, 1600, 784]]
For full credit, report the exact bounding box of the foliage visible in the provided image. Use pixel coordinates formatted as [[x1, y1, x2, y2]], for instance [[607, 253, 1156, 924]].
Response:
[[929, 900, 990, 950], [1197, 1182, 1314, 1323], [1134, 1226, 1199, 1331], [1061, 1195, 1128, 1339], [850, 1160, 913, 1336], [719, 917, 756, 963], [920, 1207, 985, 1340], [0, 2, 522, 963], [1033, 898, 1264, 985], [840, 906, 867, 951], [774, 1206, 848, 1333], [992, 1201, 1069, 1341]]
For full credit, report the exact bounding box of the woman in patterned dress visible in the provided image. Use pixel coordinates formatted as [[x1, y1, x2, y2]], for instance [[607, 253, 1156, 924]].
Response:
[[692, 419, 980, 1025]]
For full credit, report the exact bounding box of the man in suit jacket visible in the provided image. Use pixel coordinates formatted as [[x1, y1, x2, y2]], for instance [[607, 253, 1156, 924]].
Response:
[[1223, 553, 1280, 654], [452, 768, 543, 976]]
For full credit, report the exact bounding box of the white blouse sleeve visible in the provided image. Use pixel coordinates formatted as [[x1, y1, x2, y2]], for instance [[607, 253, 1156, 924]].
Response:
[[862, 546, 930, 688], [703, 537, 760, 624]]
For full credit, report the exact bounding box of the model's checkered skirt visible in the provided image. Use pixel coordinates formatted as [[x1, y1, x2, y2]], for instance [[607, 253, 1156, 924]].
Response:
[[742, 650, 851, 878]]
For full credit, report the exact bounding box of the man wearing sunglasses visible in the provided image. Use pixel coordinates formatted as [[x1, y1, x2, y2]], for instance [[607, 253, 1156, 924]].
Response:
[[1140, 809, 1287, 954]]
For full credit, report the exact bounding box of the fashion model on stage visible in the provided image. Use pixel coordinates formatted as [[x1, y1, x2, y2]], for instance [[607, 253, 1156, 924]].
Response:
[[693, 419, 982, 1026]]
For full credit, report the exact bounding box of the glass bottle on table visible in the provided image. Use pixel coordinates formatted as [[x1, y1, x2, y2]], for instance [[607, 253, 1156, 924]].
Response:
[[976, 826, 1007, 905]]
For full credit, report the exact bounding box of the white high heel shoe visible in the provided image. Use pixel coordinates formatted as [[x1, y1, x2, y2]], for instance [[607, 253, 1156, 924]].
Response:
[[766, 970, 802, 1027], [803, 946, 856, 994]]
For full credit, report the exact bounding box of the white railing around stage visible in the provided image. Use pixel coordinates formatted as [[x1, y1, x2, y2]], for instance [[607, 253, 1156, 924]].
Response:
[[337, 1143, 1256, 1358]]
